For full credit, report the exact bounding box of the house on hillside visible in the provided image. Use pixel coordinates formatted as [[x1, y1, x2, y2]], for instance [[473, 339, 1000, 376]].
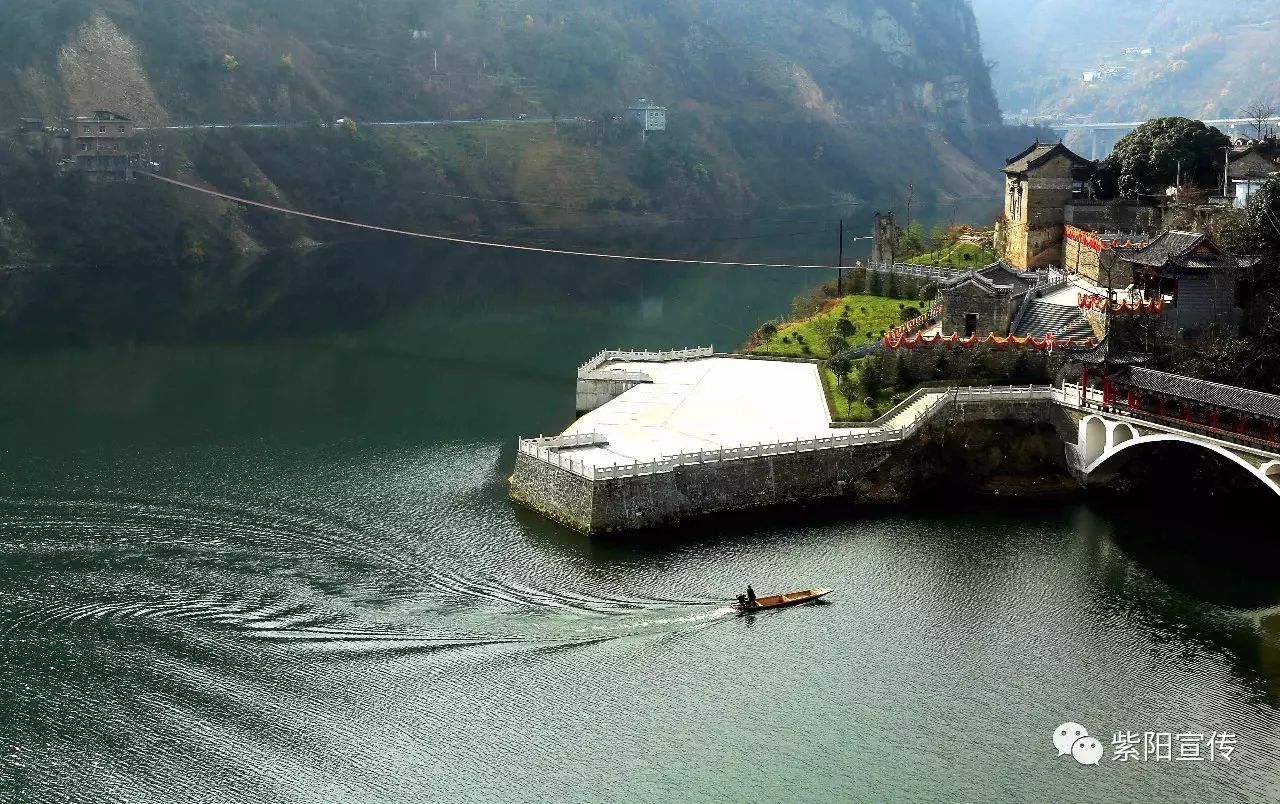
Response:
[[1225, 146, 1279, 209], [1116, 231, 1259, 335], [18, 117, 44, 134], [625, 98, 666, 132], [61, 110, 137, 181]]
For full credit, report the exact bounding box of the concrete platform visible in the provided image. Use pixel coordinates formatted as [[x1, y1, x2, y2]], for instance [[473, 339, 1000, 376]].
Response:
[[560, 358, 832, 471]]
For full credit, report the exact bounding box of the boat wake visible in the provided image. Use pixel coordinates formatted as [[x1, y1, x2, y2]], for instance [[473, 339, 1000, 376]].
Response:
[[0, 491, 735, 658]]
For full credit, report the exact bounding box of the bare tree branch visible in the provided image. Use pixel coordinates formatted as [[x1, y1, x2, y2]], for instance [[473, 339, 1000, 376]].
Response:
[[1241, 99, 1278, 141]]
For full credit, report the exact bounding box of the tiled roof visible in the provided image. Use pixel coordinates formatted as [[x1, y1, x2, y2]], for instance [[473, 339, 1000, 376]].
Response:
[[939, 261, 1033, 293], [1118, 367, 1280, 419], [979, 262, 1036, 289], [1002, 141, 1092, 175], [1115, 230, 1210, 266], [1170, 254, 1262, 271], [1116, 230, 1260, 274]]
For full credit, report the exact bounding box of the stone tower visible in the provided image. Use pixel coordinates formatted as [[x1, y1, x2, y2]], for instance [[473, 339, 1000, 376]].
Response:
[[871, 212, 898, 266], [999, 141, 1093, 270]]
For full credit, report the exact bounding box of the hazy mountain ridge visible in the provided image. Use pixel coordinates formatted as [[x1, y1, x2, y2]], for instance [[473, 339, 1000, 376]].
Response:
[[971, 0, 1280, 122], [1, 1, 1036, 267], [3, 0, 1001, 127]]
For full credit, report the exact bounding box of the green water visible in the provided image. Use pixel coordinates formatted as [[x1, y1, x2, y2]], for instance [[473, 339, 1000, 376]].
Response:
[[1, 238, 1278, 803]]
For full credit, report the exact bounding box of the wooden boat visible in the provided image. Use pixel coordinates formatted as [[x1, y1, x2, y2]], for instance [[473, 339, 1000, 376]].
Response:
[[733, 587, 832, 612]]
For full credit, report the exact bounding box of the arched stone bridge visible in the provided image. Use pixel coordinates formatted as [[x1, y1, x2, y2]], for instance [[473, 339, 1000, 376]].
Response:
[[1067, 404, 1280, 498]]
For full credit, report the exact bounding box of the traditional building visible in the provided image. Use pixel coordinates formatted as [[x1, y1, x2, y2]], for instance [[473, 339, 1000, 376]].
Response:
[[938, 262, 1035, 336], [1103, 367, 1280, 445], [63, 111, 136, 180], [1115, 230, 1259, 335], [997, 141, 1094, 270]]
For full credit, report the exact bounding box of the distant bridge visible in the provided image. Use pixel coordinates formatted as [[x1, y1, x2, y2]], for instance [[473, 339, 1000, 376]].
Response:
[[1046, 117, 1280, 159], [1054, 116, 1280, 132]]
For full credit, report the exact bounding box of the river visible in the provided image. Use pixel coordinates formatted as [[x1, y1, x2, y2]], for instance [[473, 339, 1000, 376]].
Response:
[[0, 227, 1278, 803]]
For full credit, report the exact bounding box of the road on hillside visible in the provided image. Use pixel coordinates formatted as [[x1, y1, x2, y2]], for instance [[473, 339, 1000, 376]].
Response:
[[136, 116, 561, 132]]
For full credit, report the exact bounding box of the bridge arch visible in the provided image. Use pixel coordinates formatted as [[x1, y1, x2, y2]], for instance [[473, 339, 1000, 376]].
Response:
[[1078, 415, 1141, 466], [1264, 461, 1280, 489], [1081, 416, 1108, 465], [1082, 432, 1280, 498]]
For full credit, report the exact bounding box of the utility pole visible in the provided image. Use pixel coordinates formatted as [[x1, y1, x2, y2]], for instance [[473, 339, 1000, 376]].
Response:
[[905, 183, 916, 235], [1223, 146, 1231, 198], [837, 218, 844, 296]]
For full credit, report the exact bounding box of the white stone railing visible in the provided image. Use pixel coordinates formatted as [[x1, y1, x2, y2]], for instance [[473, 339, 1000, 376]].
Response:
[[868, 261, 957, 280], [521, 432, 610, 450], [1036, 266, 1067, 289], [522, 385, 1055, 481], [1056, 382, 1104, 408], [577, 346, 714, 377], [579, 367, 652, 383]]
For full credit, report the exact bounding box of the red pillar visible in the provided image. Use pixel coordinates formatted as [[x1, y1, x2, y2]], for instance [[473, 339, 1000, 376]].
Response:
[[1183, 403, 1193, 424], [1157, 398, 1166, 418], [1238, 414, 1248, 435], [1209, 410, 1220, 430], [1102, 375, 1113, 406], [1266, 421, 1277, 444], [1081, 366, 1089, 406], [1127, 390, 1138, 410]]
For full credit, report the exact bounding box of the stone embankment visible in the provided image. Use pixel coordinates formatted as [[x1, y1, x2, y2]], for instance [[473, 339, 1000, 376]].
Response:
[[511, 348, 1082, 534]]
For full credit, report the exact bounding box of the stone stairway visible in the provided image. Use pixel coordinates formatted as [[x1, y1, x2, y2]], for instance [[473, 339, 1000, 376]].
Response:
[[1012, 298, 1094, 340]]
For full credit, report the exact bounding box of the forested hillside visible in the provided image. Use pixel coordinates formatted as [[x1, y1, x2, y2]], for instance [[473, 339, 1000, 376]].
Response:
[[0, 0, 1036, 267], [970, 0, 1280, 122]]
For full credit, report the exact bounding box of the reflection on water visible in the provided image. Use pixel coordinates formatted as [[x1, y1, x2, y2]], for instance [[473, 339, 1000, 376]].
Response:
[[0, 222, 1278, 803]]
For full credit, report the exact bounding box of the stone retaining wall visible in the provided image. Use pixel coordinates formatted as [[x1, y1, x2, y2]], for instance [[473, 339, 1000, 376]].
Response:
[[511, 397, 1072, 535], [883, 344, 1067, 386]]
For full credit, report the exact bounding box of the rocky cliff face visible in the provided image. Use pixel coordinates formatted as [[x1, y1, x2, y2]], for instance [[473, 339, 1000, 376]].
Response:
[[3, 1, 1000, 131], [0, 1, 1024, 268]]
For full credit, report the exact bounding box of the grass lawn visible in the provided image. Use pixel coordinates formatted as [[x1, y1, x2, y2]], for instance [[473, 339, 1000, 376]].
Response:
[[906, 242, 997, 268], [819, 364, 909, 422], [746, 293, 923, 359]]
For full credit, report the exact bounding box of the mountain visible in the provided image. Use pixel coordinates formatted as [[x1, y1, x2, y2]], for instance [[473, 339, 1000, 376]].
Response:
[[971, 0, 1280, 123], [0, 0, 1034, 267]]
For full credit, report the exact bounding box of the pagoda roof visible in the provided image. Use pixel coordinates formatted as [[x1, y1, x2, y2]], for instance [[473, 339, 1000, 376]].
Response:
[[1114, 230, 1260, 274], [1002, 141, 1093, 175]]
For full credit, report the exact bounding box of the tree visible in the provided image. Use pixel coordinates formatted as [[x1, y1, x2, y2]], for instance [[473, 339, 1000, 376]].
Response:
[[835, 317, 856, 338], [837, 374, 860, 414], [828, 354, 853, 380], [1241, 100, 1277, 141], [1102, 117, 1230, 199], [860, 355, 885, 397]]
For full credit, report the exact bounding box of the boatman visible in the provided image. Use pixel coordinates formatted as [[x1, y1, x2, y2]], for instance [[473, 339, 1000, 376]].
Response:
[[746, 585, 757, 606]]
